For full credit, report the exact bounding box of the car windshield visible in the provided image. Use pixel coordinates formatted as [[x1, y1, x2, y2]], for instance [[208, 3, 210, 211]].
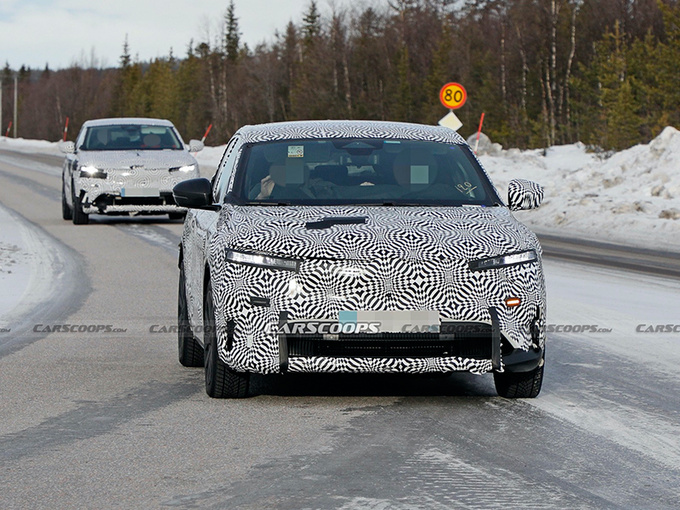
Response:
[[81, 124, 183, 151], [232, 138, 500, 206]]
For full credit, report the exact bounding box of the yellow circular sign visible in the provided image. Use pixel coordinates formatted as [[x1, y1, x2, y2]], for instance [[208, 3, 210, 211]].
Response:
[[439, 82, 467, 110]]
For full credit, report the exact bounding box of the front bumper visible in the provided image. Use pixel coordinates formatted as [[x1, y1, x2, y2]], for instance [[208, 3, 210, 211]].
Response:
[[278, 314, 544, 375], [76, 172, 197, 214], [80, 191, 185, 214], [209, 253, 547, 376]]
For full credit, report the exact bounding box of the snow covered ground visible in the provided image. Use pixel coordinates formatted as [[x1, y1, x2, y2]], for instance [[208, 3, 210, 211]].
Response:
[[0, 204, 31, 323], [0, 202, 76, 332], [472, 127, 680, 251]]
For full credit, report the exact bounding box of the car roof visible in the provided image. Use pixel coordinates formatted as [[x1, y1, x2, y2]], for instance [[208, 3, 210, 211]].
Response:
[[81, 117, 176, 128], [234, 120, 467, 145]]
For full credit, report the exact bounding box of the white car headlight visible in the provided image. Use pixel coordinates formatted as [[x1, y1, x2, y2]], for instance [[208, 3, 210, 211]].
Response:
[[226, 250, 299, 272], [171, 164, 197, 173], [469, 250, 537, 271], [79, 165, 107, 178]]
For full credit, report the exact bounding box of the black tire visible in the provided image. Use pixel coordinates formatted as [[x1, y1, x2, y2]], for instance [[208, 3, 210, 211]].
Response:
[[168, 212, 185, 221], [494, 361, 544, 398], [178, 262, 204, 367], [71, 184, 89, 225], [61, 184, 73, 220], [203, 278, 249, 398]]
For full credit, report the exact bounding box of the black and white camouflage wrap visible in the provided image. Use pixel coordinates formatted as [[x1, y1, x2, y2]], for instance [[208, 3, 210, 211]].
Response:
[[182, 120, 546, 376], [508, 179, 544, 211]]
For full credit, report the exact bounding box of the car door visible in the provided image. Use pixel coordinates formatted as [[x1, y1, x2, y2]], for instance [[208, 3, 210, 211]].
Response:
[[184, 136, 241, 340]]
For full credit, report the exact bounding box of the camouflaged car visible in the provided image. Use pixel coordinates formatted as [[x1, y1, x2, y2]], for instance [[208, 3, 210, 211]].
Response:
[[173, 120, 546, 398]]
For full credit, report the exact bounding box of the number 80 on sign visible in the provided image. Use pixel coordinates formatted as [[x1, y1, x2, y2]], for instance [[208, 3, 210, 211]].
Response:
[[439, 82, 467, 110]]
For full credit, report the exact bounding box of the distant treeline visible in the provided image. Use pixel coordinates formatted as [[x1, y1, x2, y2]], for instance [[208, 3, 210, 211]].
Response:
[[2, 0, 679, 150]]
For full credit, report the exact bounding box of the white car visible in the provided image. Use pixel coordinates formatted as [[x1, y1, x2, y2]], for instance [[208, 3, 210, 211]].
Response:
[[174, 120, 546, 399], [60, 118, 203, 224]]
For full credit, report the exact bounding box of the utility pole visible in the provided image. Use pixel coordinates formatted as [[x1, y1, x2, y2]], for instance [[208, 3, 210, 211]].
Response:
[[0, 79, 3, 138], [13, 74, 17, 138]]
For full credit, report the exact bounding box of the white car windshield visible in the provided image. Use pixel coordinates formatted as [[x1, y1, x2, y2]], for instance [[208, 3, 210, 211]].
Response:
[[81, 124, 183, 151], [233, 139, 501, 206]]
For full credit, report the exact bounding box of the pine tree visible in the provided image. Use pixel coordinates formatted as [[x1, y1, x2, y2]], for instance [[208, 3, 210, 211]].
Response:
[[592, 21, 642, 150], [111, 36, 142, 116], [225, 0, 240, 62], [395, 46, 413, 122], [653, 1, 680, 130], [120, 35, 131, 69], [421, 26, 450, 125], [607, 79, 642, 150], [18, 65, 31, 82], [302, 1, 321, 48]]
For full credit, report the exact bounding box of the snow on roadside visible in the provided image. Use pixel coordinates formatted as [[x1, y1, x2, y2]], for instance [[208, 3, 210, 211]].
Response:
[[0, 203, 34, 327], [194, 145, 224, 178], [2, 127, 679, 251], [475, 127, 680, 251], [0, 136, 63, 156]]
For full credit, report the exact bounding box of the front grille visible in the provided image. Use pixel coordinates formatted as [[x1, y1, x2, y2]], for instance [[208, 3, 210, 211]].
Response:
[[287, 327, 493, 359]]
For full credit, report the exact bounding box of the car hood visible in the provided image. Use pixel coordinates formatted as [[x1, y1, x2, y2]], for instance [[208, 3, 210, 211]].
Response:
[[215, 205, 541, 262], [77, 149, 197, 170]]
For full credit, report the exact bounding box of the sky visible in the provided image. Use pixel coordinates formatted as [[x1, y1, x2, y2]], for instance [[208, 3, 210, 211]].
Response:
[[0, 0, 344, 70]]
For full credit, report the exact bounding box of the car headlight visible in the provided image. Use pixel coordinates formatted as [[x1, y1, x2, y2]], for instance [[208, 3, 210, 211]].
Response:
[[469, 250, 537, 271], [226, 250, 299, 272], [170, 164, 197, 173], [79, 165, 107, 178]]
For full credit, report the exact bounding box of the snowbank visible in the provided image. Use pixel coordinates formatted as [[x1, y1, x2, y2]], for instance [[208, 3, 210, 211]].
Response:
[[0, 136, 63, 156], [478, 127, 680, 251], [0, 204, 32, 324], [1, 128, 679, 251], [194, 145, 226, 177]]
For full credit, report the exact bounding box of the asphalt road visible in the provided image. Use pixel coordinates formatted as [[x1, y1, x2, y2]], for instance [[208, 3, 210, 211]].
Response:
[[1, 149, 679, 509]]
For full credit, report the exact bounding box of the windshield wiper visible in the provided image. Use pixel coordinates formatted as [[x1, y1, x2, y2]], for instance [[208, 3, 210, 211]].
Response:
[[305, 216, 368, 230], [244, 201, 292, 206]]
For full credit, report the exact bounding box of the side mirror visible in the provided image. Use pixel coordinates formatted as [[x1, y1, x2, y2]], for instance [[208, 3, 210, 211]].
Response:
[[188, 139, 204, 153], [508, 179, 543, 211], [59, 141, 75, 154], [173, 178, 220, 211]]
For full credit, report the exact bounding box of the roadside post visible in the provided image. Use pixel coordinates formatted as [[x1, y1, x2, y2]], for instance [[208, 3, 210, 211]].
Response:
[[474, 112, 485, 154], [201, 123, 213, 143]]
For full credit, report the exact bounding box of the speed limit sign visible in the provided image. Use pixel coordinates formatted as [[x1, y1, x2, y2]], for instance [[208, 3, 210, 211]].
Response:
[[439, 82, 467, 110]]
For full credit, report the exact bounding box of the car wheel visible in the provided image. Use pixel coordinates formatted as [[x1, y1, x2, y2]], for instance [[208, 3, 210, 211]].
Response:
[[61, 184, 73, 220], [71, 184, 89, 225], [178, 261, 203, 367], [494, 360, 544, 398], [168, 212, 185, 220], [203, 277, 249, 398]]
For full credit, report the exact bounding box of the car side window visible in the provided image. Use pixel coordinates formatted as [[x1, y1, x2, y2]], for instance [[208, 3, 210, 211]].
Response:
[[213, 137, 240, 203]]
